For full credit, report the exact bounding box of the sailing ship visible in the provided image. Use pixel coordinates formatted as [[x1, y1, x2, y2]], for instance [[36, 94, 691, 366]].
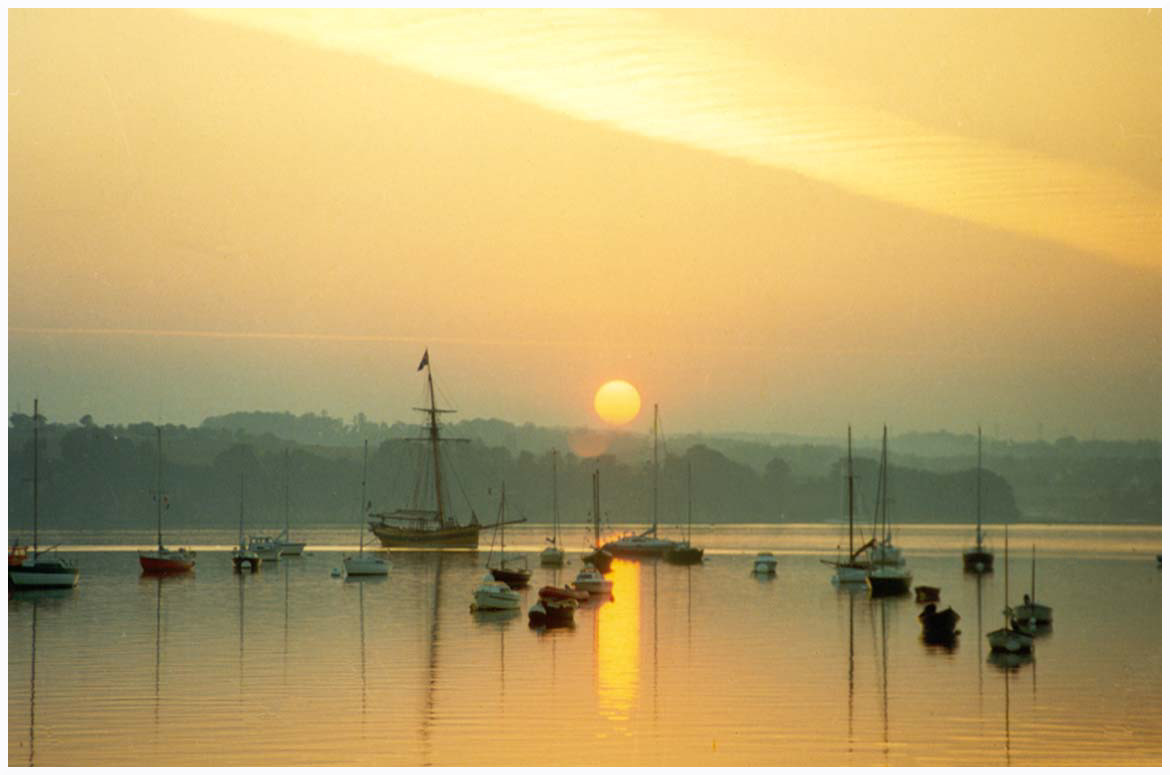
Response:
[[823, 425, 875, 584], [138, 427, 196, 574], [581, 469, 613, 572], [539, 450, 566, 567], [603, 404, 682, 558], [232, 475, 261, 572], [344, 441, 390, 577], [664, 461, 703, 565], [9, 399, 80, 590], [368, 350, 524, 548], [487, 483, 531, 589], [1011, 545, 1053, 631], [962, 426, 994, 573], [986, 527, 1034, 654], [866, 426, 913, 596], [276, 449, 305, 556]]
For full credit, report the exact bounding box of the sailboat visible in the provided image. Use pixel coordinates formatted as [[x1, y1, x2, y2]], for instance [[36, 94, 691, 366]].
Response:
[[232, 475, 261, 572], [487, 483, 531, 588], [581, 468, 613, 572], [1011, 545, 1052, 631], [9, 399, 80, 590], [344, 441, 390, 576], [368, 350, 525, 547], [962, 426, 994, 573], [822, 425, 874, 584], [866, 425, 913, 596], [986, 527, 1034, 654], [138, 427, 196, 574], [539, 450, 566, 567], [603, 404, 682, 558], [664, 461, 703, 565], [276, 449, 305, 557]]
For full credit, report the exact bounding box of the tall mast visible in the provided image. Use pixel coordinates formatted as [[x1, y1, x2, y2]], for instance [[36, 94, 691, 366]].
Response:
[[425, 361, 445, 525], [1030, 544, 1036, 602], [592, 469, 601, 547], [155, 427, 164, 550], [359, 440, 368, 556], [1003, 526, 1010, 629], [652, 403, 659, 536], [238, 474, 245, 549], [687, 461, 693, 543], [32, 398, 39, 555], [976, 426, 983, 550], [847, 425, 854, 556], [551, 450, 559, 545], [881, 425, 889, 542], [284, 448, 291, 537]]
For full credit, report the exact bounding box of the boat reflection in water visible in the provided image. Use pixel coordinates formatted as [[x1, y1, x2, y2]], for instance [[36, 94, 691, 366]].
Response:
[[596, 559, 640, 724]]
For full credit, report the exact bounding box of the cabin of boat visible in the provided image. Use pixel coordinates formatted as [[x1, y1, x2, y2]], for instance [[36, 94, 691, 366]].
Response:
[[919, 603, 961, 643], [472, 573, 521, 611]]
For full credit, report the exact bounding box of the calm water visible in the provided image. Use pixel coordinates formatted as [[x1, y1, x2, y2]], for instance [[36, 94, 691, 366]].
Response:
[[7, 524, 1161, 766]]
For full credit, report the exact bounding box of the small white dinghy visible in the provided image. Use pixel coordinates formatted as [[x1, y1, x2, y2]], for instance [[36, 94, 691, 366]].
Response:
[[472, 573, 521, 611], [752, 552, 778, 575], [572, 562, 613, 599], [987, 527, 1034, 655]]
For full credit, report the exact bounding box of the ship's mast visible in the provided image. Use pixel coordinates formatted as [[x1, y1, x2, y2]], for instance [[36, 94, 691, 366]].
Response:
[[847, 425, 854, 556], [652, 403, 659, 537], [593, 469, 601, 548], [976, 425, 983, 550], [32, 398, 39, 556], [551, 450, 559, 545], [359, 440, 368, 556], [881, 425, 889, 542], [155, 427, 164, 550], [284, 447, 291, 538], [425, 360, 445, 525], [238, 474, 245, 550]]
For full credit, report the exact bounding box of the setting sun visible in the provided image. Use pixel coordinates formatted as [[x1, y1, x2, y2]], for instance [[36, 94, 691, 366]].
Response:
[[594, 380, 642, 426]]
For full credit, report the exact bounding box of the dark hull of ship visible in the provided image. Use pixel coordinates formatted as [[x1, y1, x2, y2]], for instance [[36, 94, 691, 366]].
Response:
[[664, 545, 704, 565], [866, 573, 912, 597], [962, 549, 994, 573], [490, 567, 532, 589], [369, 522, 483, 548]]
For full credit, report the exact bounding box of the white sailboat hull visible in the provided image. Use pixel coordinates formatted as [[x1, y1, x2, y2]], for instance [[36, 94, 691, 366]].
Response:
[[344, 555, 390, 576], [278, 542, 305, 557], [9, 558, 80, 589], [833, 565, 869, 584], [987, 627, 1034, 654], [473, 582, 521, 611], [539, 546, 565, 566]]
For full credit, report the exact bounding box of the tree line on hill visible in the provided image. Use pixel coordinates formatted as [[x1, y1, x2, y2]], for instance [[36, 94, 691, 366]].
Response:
[[8, 410, 1158, 532]]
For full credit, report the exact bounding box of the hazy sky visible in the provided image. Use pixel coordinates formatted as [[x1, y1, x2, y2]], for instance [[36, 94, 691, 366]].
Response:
[[8, 10, 1161, 439]]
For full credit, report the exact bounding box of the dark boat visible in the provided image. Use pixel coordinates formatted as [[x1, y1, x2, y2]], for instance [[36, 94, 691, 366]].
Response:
[[919, 603, 961, 644], [914, 585, 940, 603], [581, 469, 614, 573], [528, 597, 577, 628], [539, 585, 589, 603], [369, 351, 524, 548], [962, 427, 995, 573], [486, 483, 531, 590], [664, 461, 704, 566]]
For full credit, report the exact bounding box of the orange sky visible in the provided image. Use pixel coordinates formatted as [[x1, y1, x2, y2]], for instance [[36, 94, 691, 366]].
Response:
[[7, 10, 1162, 439]]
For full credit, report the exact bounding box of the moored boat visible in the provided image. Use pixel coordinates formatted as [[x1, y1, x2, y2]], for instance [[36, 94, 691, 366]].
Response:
[[866, 426, 912, 596], [919, 602, 961, 644], [823, 426, 875, 585], [752, 552, 778, 575], [1010, 545, 1052, 631], [962, 426, 995, 573], [539, 450, 566, 567], [232, 475, 262, 573], [539, 585, 589, 603], [487, 483, 531, 589], [987, 527, 1034, 655], [581, 469, 614, 572], [603, 404, 682, 559], [664, 461, 704, 565], [344, 441, 390, 577], [528, 597, 576, 628], [9, 400, 80, 591], [369, 351, 524, 548], [276, 449, 305, 556], [138, 427, 195, 575], [472, 572, 521, 611], [573, 562, 613, 599]]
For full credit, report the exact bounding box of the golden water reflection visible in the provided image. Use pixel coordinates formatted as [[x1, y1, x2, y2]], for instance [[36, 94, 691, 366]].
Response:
[[596, 559, 640, 724]]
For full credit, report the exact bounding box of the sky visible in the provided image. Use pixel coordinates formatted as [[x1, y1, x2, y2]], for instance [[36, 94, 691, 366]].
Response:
[[7, 9, 1162, 440]]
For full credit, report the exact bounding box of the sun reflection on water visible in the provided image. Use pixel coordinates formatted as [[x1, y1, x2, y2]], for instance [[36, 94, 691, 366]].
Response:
[[596, 559, 640, 725]]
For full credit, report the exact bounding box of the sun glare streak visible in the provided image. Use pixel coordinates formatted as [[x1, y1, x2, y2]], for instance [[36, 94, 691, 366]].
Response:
[[597, 560, 641, 724], [190, 9, 1159, 268]]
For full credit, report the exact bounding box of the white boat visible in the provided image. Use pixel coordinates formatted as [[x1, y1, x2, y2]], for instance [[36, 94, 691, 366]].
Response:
[[822, 426, 874, 584], [276, 449, 305, 556], [9, 399, 80, 590], [232, 475, 262, 572], [987, 527, 1034, 654], [344, 440, 390, 577], [1011, 545, 1052, 629], [752, 552, 778, 575], [962, 426, 994, 573], [603, 404, 682, 559], [539, 450, 566, 567], [572, 563, 613, 598], [247, 535, 282, 562], [866, 426, 912, 596], [472, 572, 521, 611]]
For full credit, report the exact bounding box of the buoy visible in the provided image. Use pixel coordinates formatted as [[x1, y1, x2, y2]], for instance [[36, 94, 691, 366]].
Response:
[[330, 568, 341, 577]]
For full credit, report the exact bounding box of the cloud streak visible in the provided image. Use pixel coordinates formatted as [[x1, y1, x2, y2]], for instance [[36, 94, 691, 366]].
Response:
[[191, 9, 1159, 268]]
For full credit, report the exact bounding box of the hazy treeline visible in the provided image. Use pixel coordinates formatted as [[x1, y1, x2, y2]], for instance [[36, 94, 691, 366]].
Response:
[[8, 411, 1157, 531]]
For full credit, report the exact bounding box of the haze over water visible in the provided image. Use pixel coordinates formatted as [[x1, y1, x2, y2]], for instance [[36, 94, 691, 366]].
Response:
[[8, 525, 1160, 766]]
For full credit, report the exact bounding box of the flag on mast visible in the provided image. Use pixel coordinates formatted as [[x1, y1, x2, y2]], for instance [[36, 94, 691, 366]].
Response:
[[417, 349, 429, 371]]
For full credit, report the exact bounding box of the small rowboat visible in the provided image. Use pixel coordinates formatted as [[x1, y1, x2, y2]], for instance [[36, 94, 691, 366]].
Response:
[[539, 585, 589, 603]]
